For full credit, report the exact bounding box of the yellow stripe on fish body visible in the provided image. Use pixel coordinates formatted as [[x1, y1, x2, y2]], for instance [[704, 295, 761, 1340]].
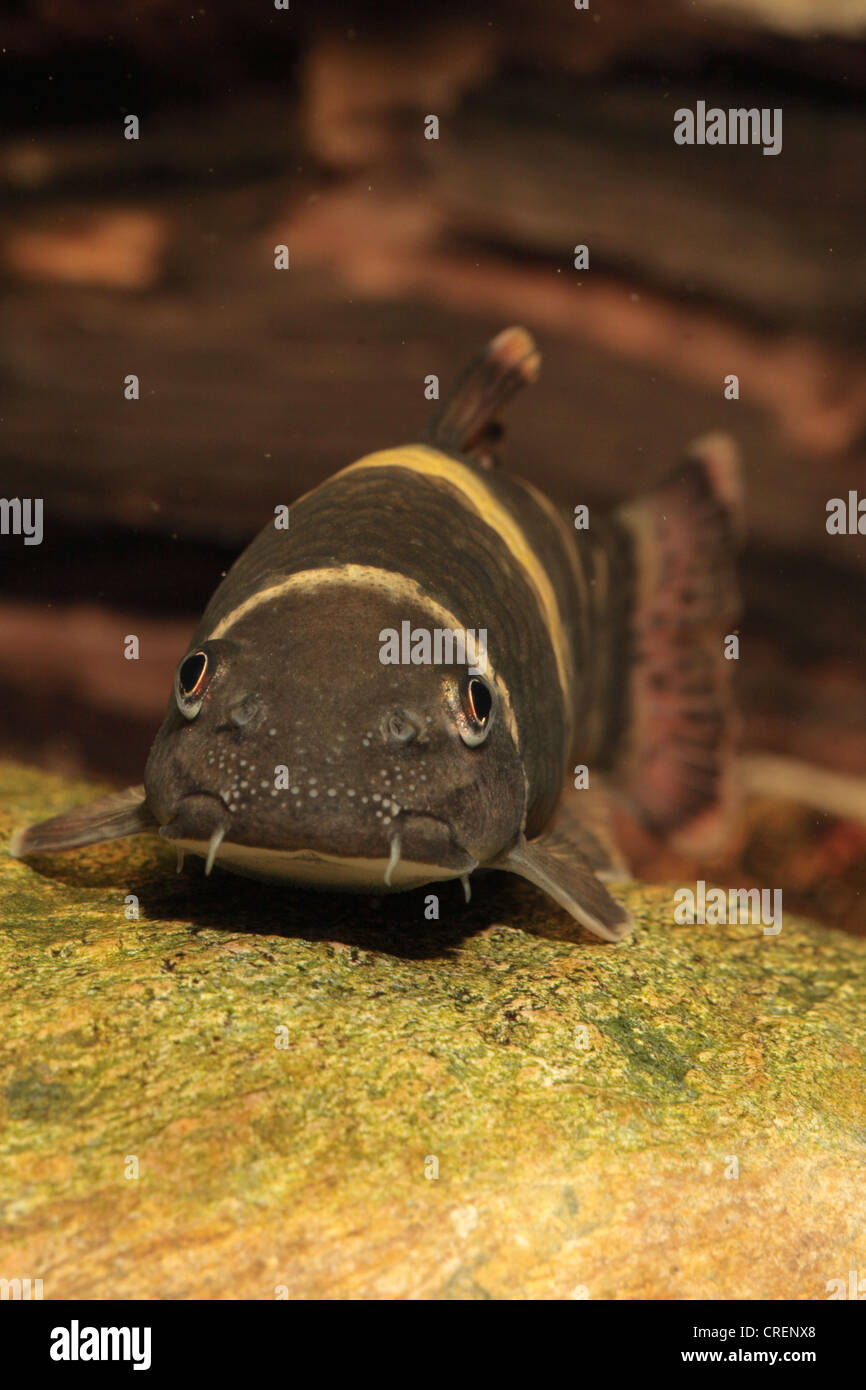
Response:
[[336, 445, 576, 716]]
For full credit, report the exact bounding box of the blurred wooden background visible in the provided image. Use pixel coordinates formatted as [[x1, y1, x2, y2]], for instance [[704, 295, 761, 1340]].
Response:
[[1, 0, 864, 927]]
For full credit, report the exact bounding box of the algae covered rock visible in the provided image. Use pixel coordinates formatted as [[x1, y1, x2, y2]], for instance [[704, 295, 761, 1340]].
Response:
[[1, 761, 864, 1300]]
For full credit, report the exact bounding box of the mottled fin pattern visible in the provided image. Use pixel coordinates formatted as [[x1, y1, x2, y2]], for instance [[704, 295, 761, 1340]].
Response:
[[498, 832, 633, 942], [9, 786, 156, 858], [614, 433, 743, 854], [424, 325, 541, 464]]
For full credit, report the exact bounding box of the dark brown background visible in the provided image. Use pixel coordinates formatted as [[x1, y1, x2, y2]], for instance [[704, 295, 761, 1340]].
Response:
[[1, 0, 864, 927]]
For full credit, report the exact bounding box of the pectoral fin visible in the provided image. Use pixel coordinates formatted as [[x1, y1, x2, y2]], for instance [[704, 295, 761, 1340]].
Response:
[[497, 832, 633, 942], [548, 786, 632, 883], [9, 785, 156, 858]]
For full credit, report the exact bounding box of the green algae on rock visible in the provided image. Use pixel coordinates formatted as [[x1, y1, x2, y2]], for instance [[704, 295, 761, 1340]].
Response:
[[1, 761, 864, 1299]]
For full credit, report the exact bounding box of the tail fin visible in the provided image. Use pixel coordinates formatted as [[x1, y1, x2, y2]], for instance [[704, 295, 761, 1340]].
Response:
[[612, 433, 743, 855]]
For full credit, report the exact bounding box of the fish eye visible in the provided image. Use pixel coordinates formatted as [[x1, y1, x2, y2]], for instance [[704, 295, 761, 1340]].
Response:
[[175, 649, 211, 719], [446, 673, 495, 746], [466, 677, 492, 726]]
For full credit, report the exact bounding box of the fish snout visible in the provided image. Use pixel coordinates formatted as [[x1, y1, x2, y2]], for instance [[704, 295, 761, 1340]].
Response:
[[158, 792, 232, 876], [158, 791, 230, 842], [389, 808, 476, 876]]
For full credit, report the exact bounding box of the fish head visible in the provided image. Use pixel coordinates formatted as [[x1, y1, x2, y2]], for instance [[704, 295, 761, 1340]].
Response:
[[144, 580, 528, 888]]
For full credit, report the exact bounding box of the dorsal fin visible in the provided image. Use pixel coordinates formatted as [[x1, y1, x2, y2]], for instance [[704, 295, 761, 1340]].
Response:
[[423, 326, 541, 465]]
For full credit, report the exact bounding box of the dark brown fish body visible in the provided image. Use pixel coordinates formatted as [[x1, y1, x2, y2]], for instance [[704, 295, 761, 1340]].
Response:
[[12, 329, 742, 940]]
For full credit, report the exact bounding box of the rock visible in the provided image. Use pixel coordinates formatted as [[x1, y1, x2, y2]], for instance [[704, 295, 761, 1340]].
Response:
[[1, 761, 864, 1299]]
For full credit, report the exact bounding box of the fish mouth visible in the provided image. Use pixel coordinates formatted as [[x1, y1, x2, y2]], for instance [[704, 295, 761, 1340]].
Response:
[[160, 795, 476, 888], [159, 790, 231, 836], [158, 792, 232, 875], [383, 809, 478, 885], [393, 808, 474, 862]]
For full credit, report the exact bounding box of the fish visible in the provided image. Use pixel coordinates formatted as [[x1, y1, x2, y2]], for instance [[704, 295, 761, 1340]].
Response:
[[10, 327, 742, 942]]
